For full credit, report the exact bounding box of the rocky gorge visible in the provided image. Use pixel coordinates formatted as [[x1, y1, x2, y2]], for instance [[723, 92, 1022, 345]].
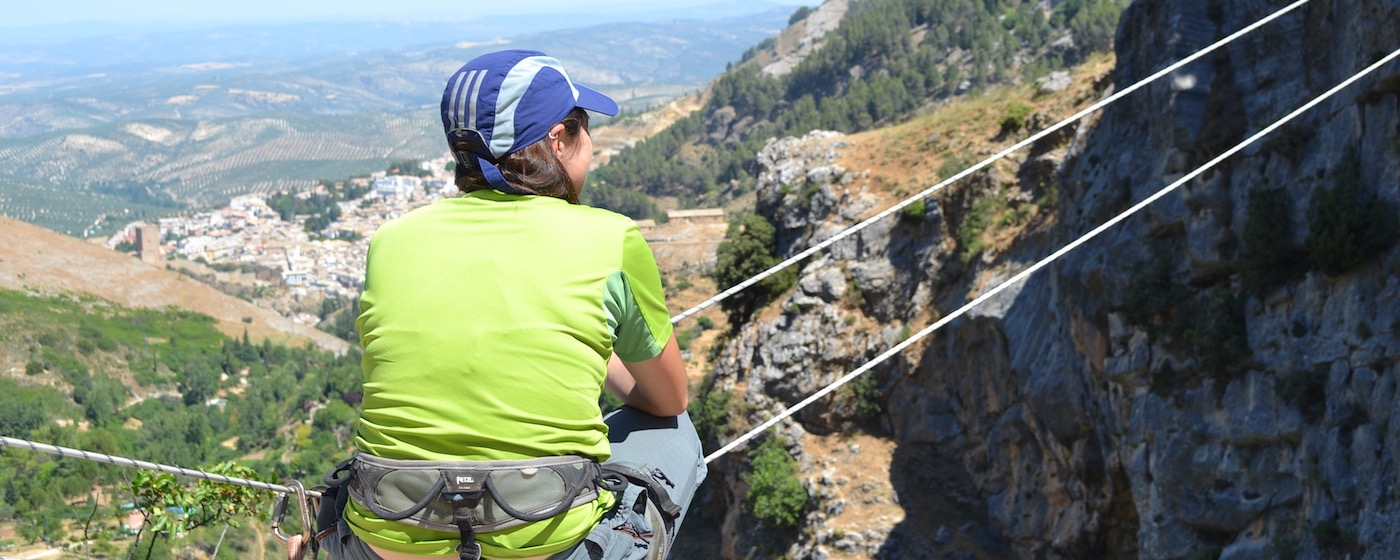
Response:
[[694, 0, 1400, 558]]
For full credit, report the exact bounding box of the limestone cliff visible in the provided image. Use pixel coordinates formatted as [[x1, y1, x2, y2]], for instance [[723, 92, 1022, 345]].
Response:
[[702, 1, 1400, 558]]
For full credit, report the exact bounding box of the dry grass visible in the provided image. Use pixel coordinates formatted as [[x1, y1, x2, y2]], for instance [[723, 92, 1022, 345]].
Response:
[[0, 215, 347, 353]]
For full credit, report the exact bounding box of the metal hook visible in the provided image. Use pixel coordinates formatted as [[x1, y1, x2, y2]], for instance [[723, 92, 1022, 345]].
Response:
[[271, 480, 313, 560]]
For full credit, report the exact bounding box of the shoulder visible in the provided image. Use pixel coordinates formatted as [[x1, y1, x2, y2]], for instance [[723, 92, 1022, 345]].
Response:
[[541, 203, 646, 241], [559, 202, 637, 226]]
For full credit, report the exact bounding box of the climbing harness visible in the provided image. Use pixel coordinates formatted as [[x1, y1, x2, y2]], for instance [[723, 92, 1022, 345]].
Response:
[[310, 453, 683, 560]]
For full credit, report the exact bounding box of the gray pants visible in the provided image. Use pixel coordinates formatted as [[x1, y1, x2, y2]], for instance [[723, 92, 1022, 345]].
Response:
[[318, 408, 707, 560]]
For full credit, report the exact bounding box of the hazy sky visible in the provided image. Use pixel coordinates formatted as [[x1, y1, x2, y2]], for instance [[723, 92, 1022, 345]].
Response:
[[6, 0, 817, 28]]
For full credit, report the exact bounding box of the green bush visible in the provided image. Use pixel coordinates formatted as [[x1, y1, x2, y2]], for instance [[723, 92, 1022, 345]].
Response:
[[1239, 187, 1303, 295], [958, 193, 1003, 263], [1305, 147, 1398, 276], [743, 436, 808, 528], [999, 101, 1034, 134], [1149, 363, 1176, 396], [788, 5, 814, 25], [598, 389, 625, 415], [938, 156, 975, 181], [1183, 286, 1250, 378], [839, 373, 884, 419], [688, 377, 735, 446], [899, 198, 927, 224], [1310, 520, 1364, 557], [1275, 366, 1327, 423], [1123, 250, 1249, 390], [1121, 250, 1193, 342], [675, 324, 705, 352], [712, 214, 798, 327]]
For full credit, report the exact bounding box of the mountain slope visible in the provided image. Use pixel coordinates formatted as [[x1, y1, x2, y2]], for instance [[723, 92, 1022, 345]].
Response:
[[590, 0, 1128, 213], [695, 0, 1400, 558], [0, 215, 348, 352]]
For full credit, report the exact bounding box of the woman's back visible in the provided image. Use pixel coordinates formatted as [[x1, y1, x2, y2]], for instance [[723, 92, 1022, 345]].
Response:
[[355, 190, 670, 463]]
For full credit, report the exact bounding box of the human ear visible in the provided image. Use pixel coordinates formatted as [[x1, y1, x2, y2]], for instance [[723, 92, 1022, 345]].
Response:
[[548, 123, 568, 155]]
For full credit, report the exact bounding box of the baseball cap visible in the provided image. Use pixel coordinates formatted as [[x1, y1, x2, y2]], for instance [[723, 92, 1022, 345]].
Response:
[[441, 49, 619, 194]]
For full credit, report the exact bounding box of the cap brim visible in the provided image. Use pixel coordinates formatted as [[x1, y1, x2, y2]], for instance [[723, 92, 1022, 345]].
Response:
[[575, 85, 619, 116]]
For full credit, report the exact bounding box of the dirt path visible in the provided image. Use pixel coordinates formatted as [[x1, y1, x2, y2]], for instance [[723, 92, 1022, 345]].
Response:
[[251, 523, 268, 560]]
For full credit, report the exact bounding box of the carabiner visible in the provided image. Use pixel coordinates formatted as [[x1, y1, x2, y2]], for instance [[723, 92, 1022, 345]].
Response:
[[271, 479, 313, 560]]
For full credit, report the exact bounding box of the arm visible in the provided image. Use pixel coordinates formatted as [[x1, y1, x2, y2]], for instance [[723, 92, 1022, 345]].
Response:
[[605, 334, 688, 417]]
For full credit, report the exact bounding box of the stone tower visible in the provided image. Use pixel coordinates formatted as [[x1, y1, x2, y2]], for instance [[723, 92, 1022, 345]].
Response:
[[135, 223, 162, 265]]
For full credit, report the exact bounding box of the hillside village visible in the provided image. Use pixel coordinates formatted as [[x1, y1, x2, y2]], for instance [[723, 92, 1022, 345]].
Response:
[[105, 155, 729, 327]]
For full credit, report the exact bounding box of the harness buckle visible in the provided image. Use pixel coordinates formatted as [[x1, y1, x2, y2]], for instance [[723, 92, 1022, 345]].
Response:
[[446, 489, 487, 560]]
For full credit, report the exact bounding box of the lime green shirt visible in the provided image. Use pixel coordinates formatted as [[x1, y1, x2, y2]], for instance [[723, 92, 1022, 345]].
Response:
[[349, 190, 673, 558]]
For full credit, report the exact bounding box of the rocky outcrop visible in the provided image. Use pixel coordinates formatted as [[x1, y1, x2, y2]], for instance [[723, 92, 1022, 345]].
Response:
[[704, 1, 1400, 559], [761, 0, 851, 78]]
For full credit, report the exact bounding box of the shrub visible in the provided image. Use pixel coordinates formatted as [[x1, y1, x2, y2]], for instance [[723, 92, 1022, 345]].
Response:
[[1121, 250, 1193, 342], [688, 377, 734, 446], [1310, 520, 1364, 557], [712, 214, 798, 327], [1305, 147, 1398, 276], [598, 388, 624, 414], [1239, 187, 1303, 295], [1275, 366, 1327, 423], [999, 101, 1034, 134], [938, 156, 975, 181], [788, 6, 814, 25], [675, 324, 704, 351], [743, 436, 808, 528], [1149, 363, 1176, 396], [899, 198, 927, 224], [840, 373, 884, 419], [958, 194, 1003, 263], [1183, 286, 1250, 378]]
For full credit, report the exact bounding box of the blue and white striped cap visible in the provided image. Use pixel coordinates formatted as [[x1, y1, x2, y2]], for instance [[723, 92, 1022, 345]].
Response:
[[441, 49, 618, 194]]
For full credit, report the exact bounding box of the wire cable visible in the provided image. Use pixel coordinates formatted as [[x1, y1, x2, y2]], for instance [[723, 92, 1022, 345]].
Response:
[[670, 0, 1314, 325], [703, 44, 1400, 464], [0, 435, 322, 498]]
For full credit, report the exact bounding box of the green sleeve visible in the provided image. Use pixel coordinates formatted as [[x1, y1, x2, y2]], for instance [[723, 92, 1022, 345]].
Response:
[[604, 224, 672, 362]]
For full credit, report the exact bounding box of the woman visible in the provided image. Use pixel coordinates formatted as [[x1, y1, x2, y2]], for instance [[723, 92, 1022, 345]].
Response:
[[314, 49, 705, 560]]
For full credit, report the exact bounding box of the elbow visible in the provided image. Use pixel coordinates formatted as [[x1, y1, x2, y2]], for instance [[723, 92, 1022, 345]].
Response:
[[661, 394, 690, 417], [641, 393, 688, 418]]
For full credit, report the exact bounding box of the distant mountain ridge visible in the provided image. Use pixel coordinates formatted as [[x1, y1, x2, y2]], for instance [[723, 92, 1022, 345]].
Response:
[[0, 5, 801, 236]]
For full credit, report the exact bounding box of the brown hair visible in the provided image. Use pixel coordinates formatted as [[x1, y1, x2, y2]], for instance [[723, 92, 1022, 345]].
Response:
[[453, 108, 590, 203]]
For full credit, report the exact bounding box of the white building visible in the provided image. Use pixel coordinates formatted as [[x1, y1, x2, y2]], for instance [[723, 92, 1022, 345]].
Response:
[[371, 176, 421, 202]]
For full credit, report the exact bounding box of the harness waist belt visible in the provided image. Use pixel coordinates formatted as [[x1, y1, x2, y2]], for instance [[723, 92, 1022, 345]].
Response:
[[346, 452, 603, 535]]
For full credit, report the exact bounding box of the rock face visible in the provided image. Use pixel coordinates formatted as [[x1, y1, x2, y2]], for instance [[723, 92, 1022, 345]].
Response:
[[706, 1, 1400, 558]]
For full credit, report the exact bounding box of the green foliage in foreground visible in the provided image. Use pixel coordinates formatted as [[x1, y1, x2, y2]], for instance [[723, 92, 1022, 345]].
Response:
[[0, 288, 362, 548], [742, 436, 808, 529], [128, 462, 270, 559]]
